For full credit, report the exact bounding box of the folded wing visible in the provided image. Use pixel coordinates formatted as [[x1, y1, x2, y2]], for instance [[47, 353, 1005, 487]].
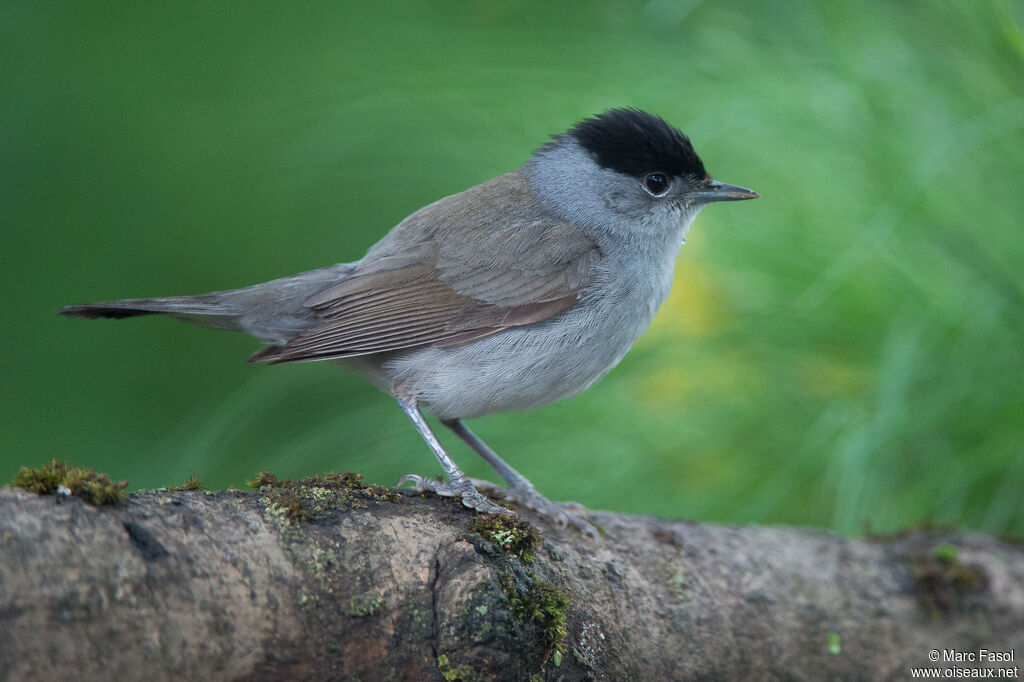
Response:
[[252, 173, 600, 364]]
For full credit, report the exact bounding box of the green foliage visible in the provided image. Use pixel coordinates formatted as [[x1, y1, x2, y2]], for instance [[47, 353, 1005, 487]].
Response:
[[3, 1, 1022, 536], [9, 460, 127, 506]]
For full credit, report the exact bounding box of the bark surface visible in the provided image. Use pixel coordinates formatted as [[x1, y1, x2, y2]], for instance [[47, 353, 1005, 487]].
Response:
[[1, 485, 1021, 681]]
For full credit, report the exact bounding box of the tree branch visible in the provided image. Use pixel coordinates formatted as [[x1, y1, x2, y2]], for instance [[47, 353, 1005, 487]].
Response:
[[1, 484, 1020, 681]]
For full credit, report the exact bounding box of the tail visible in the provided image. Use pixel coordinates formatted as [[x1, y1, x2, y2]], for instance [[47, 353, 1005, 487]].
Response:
[[60, 294, 243, 329], [60, 302, 157, 319], [60, 264, 355, 345]]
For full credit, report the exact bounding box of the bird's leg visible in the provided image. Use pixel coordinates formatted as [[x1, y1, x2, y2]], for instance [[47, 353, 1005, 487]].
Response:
[[394, 395, 514, 517], [441, 418, 597, 537]]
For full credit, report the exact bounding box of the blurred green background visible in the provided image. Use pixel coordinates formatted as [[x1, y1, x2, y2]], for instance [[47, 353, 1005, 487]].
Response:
[[3, 1, 1022, 536]]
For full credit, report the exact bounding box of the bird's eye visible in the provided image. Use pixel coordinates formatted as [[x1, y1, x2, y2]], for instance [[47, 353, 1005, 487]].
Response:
[[643, 173, 670, 196]]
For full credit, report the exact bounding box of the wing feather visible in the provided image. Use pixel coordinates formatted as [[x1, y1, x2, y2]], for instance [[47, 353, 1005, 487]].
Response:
[[253, 172, 600, 364]]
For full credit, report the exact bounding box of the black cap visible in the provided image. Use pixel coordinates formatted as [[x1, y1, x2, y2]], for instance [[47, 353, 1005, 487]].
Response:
[[563, 108, 707, 180]]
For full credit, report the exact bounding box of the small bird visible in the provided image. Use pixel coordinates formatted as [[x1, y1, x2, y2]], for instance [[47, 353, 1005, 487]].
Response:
[[62, 109, 758, 532]]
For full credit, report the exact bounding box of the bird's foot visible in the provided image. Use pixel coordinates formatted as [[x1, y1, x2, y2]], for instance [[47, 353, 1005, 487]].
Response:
[[397, 474, 515, 517], [470, 478, 599, 539]]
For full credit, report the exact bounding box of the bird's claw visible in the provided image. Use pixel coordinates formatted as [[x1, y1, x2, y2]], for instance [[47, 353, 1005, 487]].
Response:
[[397, 474, 515, 517], [470, 478, 600, 539], [397, 473, 432, 490]]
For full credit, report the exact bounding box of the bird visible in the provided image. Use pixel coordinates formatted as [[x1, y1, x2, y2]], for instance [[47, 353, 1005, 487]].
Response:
[[61, 108, 758, 533]]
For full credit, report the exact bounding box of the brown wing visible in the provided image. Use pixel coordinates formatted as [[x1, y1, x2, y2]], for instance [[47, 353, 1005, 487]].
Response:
[[252, 172, 601, 364]]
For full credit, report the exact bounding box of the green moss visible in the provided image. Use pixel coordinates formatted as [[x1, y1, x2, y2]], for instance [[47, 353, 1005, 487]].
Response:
[[468, 513, 541, 563], [437, 654, 475, 681], [248, 470, 398, 500], [347, 589, 383, 617], [249, 469, 400, 524], [266, 491, 310, 524], [501, 574, 569, 657], [827, 632, 841, 655], [9, 459, 127, 506], [308, 546, 337, 578], [298, 587, 319, 611], [167, 473, 203, 492], [907, 548, 985, 617], [670, 566, 689, 601], [247, 471, 282, 489], [933, 543, 959, 563]]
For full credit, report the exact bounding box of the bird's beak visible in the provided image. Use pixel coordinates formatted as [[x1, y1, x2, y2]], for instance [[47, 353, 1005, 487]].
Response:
[[691, 178, 760, 203]]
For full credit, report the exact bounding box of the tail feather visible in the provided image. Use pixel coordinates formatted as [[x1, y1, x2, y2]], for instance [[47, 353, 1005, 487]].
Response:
[[60, 295, 241, 320], [60, 264, 353, 344], [60, 304, 157, 319]]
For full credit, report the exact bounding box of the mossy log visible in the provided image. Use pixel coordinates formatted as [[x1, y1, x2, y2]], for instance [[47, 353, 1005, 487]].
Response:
[[1, 484, 1022, 681]]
